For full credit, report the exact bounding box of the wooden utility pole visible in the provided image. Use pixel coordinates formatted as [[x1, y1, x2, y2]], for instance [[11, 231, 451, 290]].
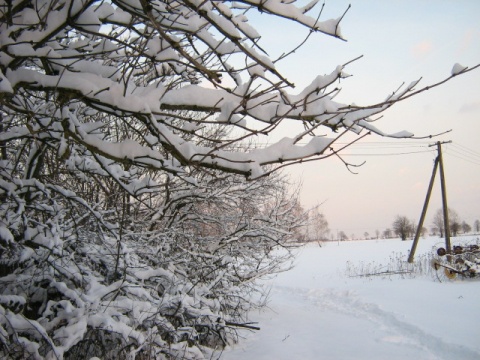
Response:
[[408, 141, 451, 262], [408, 157, 439, 263], [437, 141, 452, 253]]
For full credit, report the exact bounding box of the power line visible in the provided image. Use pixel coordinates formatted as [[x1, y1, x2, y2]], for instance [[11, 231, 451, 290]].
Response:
[[339, 149, 435, 157], [444, 151, 480, 166], [446, 144, 480, 162], [450, 143, 480, 159], [228, 139, 480, 160], [320, 140, 435, 157], [442, 143, 480, 166], [446, 148, 480, 163]]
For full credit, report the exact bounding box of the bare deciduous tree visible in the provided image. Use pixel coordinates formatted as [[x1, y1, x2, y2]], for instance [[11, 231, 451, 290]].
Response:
[[461, 221, 472, 234], [474, 220, 480, 233], [383, 228, 392, 239], [305, 207, 330, 242], [392, 215, 413, 241], [431, 207, 460, 238]]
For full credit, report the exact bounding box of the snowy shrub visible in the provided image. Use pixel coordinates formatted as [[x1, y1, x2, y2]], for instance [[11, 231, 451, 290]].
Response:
[[0, 141, 303, 358]]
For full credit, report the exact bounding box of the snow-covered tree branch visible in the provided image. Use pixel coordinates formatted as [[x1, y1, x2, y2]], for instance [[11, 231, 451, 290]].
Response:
[[2, 0, 476, 180]]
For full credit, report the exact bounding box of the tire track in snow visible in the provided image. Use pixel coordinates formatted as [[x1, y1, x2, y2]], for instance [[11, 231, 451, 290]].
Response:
[[274, 285, 480, 360]]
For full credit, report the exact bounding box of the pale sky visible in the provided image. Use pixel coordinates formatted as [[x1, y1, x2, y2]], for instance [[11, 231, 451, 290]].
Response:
[[251, 1, 480, 238]]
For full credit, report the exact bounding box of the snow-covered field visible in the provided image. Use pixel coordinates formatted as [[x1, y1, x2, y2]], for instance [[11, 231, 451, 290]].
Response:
[[224, 236, 480, 360]]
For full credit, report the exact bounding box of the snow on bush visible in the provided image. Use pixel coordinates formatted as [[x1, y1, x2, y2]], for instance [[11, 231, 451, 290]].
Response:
[[0, 138, 306, 358]]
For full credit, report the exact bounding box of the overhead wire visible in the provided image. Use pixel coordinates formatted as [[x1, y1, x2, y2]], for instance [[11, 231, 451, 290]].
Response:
[[446, 147, 480, 162], [227, 139, 480, 161], [443, 144, 480, 166], [339, 149, 435, 157], [445, 151, 480, 166], [450, 143, 480, 158]]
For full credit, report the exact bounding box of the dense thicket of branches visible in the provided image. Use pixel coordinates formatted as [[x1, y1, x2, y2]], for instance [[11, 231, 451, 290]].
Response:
[[0, 126, 305, 359], [0, 0, 478, 358]]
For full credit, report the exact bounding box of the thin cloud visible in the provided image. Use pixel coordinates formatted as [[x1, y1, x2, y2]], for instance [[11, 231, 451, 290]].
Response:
[[411, 40, 433, 59], [457, 29, 477, 55], [413, 181, 424, 190], [459, 101, 480, 113]]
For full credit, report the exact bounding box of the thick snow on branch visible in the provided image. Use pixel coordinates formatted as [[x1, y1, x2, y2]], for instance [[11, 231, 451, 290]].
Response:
[[0, 0, 430, 180]]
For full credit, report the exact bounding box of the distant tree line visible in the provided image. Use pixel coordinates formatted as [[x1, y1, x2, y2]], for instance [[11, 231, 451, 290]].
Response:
[[321, 208, 478, 243], [390, 208, 478, 240]]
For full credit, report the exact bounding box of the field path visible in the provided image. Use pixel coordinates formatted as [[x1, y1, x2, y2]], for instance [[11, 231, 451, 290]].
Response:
[[224, 239, 480, 360]]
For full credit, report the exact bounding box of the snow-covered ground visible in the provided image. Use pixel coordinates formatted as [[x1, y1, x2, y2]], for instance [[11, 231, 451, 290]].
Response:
[[223, 236, 480, 360]]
